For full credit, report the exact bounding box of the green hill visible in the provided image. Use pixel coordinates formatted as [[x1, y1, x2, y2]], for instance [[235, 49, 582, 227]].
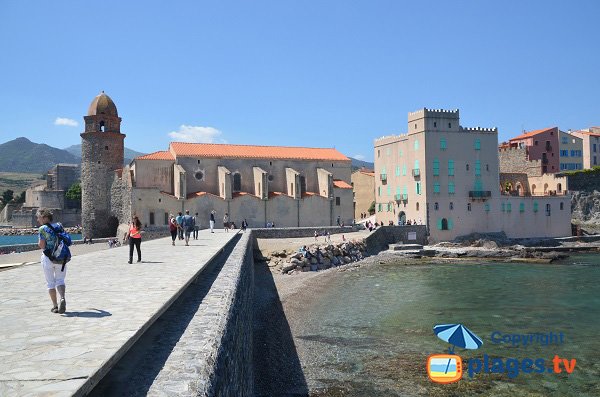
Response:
[[0, 138, 80, 173]]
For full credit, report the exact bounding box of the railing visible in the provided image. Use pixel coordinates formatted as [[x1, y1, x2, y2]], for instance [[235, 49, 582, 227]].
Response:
[[412, 169, 420, 177], [380, 174, 387, 181], [469, 190, 492, 199], [395, 193, 408, 201]]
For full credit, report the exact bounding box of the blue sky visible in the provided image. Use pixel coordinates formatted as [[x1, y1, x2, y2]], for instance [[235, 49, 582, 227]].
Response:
[[1, 1, 599, 162]]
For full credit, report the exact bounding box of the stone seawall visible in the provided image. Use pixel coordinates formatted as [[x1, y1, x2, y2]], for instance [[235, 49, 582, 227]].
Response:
[[196, 231, 255, 397], [251, 225, 360, 240], [364, 225, 428, 254]]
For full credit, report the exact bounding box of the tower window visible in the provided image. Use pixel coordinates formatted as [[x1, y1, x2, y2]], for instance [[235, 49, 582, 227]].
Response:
[[99, 121, 105, 132], [194, 171, 204, 181], [268, 174, 274, 181], [105, 146, 109, 150], [233, 173, 242, 192]]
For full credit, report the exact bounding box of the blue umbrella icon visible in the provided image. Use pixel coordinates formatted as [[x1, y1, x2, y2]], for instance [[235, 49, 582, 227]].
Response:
[[433, 323, 483, 354]]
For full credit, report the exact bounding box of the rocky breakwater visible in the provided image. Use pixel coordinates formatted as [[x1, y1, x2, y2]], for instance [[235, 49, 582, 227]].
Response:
[[0, 226, 82, 236], [263, 240, 368, 274]]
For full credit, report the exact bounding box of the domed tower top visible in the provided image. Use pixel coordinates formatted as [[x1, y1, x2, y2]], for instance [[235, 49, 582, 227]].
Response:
[[87, 91, 118, 117], [83, 91, 122, 134]]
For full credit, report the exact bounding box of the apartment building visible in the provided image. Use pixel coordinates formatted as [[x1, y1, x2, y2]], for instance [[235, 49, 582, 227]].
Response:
[[571, 128, 600, 169]]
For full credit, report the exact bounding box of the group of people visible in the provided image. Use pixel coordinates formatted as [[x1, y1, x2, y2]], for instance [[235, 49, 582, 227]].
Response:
[[358, 212, 371, 219], [168, 210, 198, 246]]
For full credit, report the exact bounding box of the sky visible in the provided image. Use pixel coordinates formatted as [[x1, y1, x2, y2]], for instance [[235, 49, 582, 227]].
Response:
[[1, 1, 599, 162]]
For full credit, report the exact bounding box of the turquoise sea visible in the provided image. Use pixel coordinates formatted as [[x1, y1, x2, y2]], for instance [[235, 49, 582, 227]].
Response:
[[0, 234, 82, 247], [295, 254, 600, 396]]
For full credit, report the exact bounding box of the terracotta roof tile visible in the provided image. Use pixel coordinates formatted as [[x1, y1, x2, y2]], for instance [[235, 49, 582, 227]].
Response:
[[333, 179, 353, 189], [509, 127, 556, 141], [268, 191, 288, 198], [136, 151, 174, 161], [573, 129, 600, 137], [170, 142, 350, 161], [359, 171, 375, 177], [186, 191, 222, 199]]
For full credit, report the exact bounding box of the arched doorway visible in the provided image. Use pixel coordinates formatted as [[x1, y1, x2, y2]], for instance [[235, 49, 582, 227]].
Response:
[[516, 182, 523, 196], [531, 184, 536, 195], [107, 216, 119, 238], [557, 183, 562, 193], [441, 218, 449, 230], [398, 211, 406, 225], [544, 183, 549, 194]]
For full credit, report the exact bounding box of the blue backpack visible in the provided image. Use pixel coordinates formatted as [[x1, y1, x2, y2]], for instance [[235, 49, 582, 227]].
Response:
[[43, 223, 72, 270]]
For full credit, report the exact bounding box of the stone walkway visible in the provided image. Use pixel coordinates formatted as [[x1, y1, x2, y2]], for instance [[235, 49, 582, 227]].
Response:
[[0, 230, 240, 397]]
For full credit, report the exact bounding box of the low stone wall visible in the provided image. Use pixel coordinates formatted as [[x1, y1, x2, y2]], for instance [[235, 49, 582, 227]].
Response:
[[364, 225, 428, 254], [197, 231, 254, 396], [251, 225, 360, 240], [563, 168, 600, 192]]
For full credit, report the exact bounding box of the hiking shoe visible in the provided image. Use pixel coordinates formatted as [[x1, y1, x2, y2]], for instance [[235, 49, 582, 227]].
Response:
[[51, 306, 58, 313], [58, 299, 66, 314], [128, 260, 132, 264]]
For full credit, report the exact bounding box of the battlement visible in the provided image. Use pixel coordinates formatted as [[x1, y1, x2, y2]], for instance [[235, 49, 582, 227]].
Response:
[[374, 133, 408, 147], [460, 126, 498, 133], [408, 107, 460, 122]]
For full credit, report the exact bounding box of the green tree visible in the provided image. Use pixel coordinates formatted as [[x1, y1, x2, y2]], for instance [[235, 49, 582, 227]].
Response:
[[15, 191, 26, 204], [65, 182, 82, 201], [1, 189, 14, 204], [368, 201, 375, 215]]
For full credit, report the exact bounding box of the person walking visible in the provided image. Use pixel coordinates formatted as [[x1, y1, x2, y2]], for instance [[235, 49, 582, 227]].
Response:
[[37, 208, 68, 314], [193, 212, 199, 239], [182, 210, 194, 246], [168, 214, 178, 245], [209, 210, 215, 233], [176, 212, 184, 240], [124, 215, 143, 264], [223, 212, 229, 232]]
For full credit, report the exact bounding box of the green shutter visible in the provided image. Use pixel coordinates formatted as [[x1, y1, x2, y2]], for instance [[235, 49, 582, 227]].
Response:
[[448, 160, 454, 176], [440, 138, 447, 150], [448, 218, 453, 230], [474, 139, 481, 150], [520, 202, 525, 212], [437, 218, 443, 230]]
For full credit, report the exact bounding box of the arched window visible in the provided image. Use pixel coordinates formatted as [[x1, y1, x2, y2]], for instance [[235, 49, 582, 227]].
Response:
[[299, 175, 307, 195], [531, 184, 537, 195], [441, 218, 449, 230], [233, 173, 241, 192], [557, 183, 562, 193], [99, 121, 105, 132], [434, 202, 439, 210], [544, 183, 549, 194]]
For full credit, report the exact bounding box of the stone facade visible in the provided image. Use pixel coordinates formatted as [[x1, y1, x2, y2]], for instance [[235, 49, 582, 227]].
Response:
[[351, 169, 375, 220], [499, 147, 542, 177], [81, 92, 125, 238]]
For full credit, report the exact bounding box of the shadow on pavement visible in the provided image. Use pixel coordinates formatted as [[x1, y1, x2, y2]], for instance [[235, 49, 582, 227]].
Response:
[[63, 309, 111, 318], [253, 260, 309, 396]]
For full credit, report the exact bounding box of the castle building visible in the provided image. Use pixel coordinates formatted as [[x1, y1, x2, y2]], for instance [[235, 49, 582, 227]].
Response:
[[80, 92, 125, 238], [374, 108, 571, 242]]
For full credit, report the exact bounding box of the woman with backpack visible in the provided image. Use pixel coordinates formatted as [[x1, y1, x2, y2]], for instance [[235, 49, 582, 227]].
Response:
[[124, 215, 143, 264], [36, 208, 68, 314]]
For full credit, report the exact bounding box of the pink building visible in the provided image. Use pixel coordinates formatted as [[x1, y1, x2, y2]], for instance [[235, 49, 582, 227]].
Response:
[[508, 127, 559, 174]]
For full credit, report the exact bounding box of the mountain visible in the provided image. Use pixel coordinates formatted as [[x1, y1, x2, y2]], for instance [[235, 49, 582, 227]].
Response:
[[0, 138, 81, 173], [350, 157, 374, 171], [64, 144, 145, 164]]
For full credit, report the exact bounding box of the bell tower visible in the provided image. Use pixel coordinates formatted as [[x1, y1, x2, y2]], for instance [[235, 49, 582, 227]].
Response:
[[80, 91, 125, 238]]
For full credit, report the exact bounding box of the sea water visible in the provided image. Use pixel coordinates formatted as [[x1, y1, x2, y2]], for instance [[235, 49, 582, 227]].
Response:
[[0, 234, 82, 247], [295, 254, 600, 396]]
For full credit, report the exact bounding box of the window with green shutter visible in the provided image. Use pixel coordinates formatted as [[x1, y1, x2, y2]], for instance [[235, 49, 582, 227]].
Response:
[[474, 178, 483, 191], [437, 218, 442, 230], [448, 218, 453, 230], [485, 203, 490, 212], [378, 203, 382, 212], [433, 158, 440, 176], [440, 138, 447, 150], [416, 182, 422, 195], [402, 164, 407, 176], [434, 182, 440, 193], [414, 139, 419, 150], [414, 159, 419, 170], [448, 181, 455, 194], [475, 160, 481, 176], [474, 139, 481, 150], [533, 201, 539, 212], [520, 202, 525, 212], [507, 203, 512, 212], [399, 149, 403, 157], [501, 202, 506, 212], [448, 160, 455, 176], [395, 165, 400, 176], [403, 185, 408, 199]]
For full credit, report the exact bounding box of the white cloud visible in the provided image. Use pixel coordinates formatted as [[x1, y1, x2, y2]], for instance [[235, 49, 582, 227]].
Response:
[[54, 117, 78, 127], [353, 154, 366, 160], [168, 125, 224, 143]]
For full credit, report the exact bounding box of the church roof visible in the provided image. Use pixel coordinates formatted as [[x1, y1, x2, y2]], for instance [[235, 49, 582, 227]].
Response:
[[169, 142, 350, 161], [87, 91, 118, 117], [136, 151, 174, 160]]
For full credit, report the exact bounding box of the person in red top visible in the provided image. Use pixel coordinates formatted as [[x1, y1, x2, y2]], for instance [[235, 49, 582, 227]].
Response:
[[168, 213, 178, 246], [123, 215, 143, 264]]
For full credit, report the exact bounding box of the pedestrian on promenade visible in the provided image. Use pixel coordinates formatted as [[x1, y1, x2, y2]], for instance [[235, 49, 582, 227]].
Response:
[[124, 215, 143, 264], [336, 215, 341, 226], [183, 210, 194, 246], [241, 219, 248, 231], [223, 212, 229, 232], [193, 212, 199, 239], [176, 212, 184, 240], [37, 208, 67, 314], [209, 210, 215, 233], [314, 230, 318, 241], [169, 213, 178, 245]]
